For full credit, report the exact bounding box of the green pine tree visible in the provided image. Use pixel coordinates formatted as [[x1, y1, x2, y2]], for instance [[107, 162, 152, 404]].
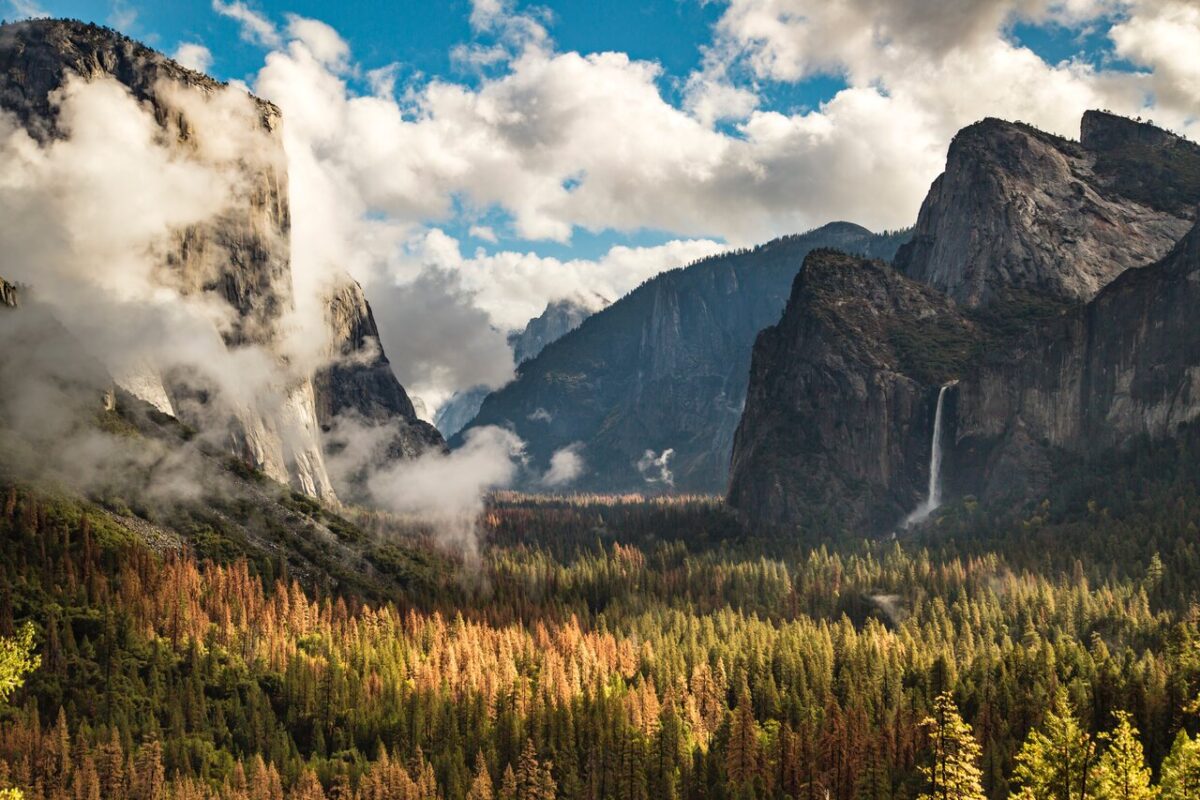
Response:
[[1012, 690, 1100, 800], [1159, 730, 1200, 800], [918, 692, 986, 800], [1095, 711, 1155, 800]]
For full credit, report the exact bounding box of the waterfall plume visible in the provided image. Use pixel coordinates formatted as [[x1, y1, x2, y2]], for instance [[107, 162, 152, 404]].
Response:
[[904, 383, 951, 527]]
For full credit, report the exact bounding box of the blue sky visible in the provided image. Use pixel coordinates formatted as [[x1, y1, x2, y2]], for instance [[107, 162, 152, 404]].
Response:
[[4, 0, 1196, 404]]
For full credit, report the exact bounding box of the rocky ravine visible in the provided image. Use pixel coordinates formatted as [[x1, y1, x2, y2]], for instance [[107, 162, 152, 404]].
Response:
[[0, 19, 441, 501], [730, 111, 1200, 536]]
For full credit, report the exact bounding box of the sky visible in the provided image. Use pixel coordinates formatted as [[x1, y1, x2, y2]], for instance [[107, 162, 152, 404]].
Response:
[[3, 0, 1199, 412]]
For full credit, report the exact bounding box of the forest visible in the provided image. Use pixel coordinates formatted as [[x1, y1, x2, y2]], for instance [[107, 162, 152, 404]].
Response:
[[1, 426, 1200, 800]]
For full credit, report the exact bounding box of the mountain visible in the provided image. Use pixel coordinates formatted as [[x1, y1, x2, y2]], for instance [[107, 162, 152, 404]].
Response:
[[895, 112, 1199, 307], [730, 111, 1200, 536], [434, 295, 606, 438], [507, 294, 607, 366], [460, 223, 911, 492], [0, 19, 441, 501]]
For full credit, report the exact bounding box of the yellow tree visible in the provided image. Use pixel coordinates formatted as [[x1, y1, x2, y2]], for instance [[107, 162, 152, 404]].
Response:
[[0, 623, 38, 800], [918, 692, 986, 800], [1095, 711, 1155, 800]]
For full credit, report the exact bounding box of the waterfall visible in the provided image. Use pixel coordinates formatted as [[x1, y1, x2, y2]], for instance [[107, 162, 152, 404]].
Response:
[[904, 383, 951, 527]]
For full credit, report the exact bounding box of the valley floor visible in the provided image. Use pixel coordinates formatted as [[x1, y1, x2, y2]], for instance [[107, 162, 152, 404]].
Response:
[[0, 475, 1199, 800]]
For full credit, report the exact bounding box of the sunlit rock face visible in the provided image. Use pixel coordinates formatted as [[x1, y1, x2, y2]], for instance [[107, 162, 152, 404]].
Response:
[[895, 113, 1199, 308], [0, 19, 442, 501]]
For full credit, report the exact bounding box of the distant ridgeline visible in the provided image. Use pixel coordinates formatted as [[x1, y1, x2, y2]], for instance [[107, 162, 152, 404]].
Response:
[[730, 111, 1200, 537], [459, 223, 911, 493]]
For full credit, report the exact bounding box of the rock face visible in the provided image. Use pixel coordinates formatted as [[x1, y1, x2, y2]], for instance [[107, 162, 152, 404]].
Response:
[[0, 19, 441, 500], [508, 295, 606, 366], [728, 250, 977, 534], [314, 278, 443, 458], [461, 223, 911, 492], [895, 113, 1199, 307], [730, 111, 1200, 536], [0, 278, 16, 309]]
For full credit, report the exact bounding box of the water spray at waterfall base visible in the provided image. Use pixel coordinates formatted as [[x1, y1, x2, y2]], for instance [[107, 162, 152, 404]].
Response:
[[904, 383, 951, 528]]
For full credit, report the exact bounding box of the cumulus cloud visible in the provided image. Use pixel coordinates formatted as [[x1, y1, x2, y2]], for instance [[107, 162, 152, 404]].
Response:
[[205, 0, 1200, 418], [173, 43, 214, 73], [213, 0, 282, 49], [542, 442, 585, 487]]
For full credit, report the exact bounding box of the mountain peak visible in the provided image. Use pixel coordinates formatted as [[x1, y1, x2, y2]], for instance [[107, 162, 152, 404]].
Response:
[[1081, 109, 1184, 152], [896, 110, 1196, 307]]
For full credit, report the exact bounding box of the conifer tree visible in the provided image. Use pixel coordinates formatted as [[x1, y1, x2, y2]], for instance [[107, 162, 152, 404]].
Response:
[[918, 692, 986, 800], [1095, 712, 1154, 800], [467, 753, 496, 800], [1159, 730, 1200, 800], [1012, 690, 1099, 800]]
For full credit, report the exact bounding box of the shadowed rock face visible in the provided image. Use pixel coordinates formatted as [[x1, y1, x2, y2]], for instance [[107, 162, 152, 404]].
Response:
[[314, 279, 444, 459], [895, 114, 1199, 308], [728, 250, 976, 535], [0, 19, 442, 500], [461, 223, 911, 493]]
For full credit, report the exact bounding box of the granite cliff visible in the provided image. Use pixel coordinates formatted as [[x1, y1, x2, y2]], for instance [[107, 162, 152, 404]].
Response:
[[0, 19, 441, 501], [895, 112, 1200, 307], [731, 112, 1200, 536]]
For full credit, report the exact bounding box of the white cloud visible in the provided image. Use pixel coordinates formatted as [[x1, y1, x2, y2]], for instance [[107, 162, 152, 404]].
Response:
[[5, 0, 47, 19], [542, 442, 585, 486], [173, 43, 214, 74], [1110, 0, 1200, 108], [637, 448, 675, 487], [212, 0, 282, 49], [223, 1, 1199, 409]]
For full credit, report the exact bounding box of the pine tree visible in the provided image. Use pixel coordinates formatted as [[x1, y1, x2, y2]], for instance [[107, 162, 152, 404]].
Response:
[[1159, 730, 1200, 800], [918, 692, 986, 800], [725, 684, 762, 789], [1095, 712, 1154, 800], [1012, 690, 1100, 800], [467, 753, 496, 800]]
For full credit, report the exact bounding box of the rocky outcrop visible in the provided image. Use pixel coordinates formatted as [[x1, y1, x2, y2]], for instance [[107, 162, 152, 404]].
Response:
[[728, 250, 978, 534], [895, 113, 1199, 307], [0, 278, 16, 309], [461, 223, 911, 492], [0, 19, 441, 501], [731, 213, 1200, 536], [508, 295, 606, 366], [314, 278, 443, 458]]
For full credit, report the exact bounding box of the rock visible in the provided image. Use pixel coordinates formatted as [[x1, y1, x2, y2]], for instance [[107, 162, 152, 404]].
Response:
[[727, 250, 976, 534], [461, 223, 911, 492], [731, 204, 1200, 536], [314, 277, 444, 460], [508, 294, 607, 366], [895, 114, 1198, 307], [0, 19, 442, 501]]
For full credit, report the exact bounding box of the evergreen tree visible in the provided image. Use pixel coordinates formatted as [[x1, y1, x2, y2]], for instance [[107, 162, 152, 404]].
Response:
[[917, 692, 986, 800], [1159, 730, 1200, 800], [1095, 712, 1154, 800], [1012, 690, 1100, 800], [468, 753, 496, 800]]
